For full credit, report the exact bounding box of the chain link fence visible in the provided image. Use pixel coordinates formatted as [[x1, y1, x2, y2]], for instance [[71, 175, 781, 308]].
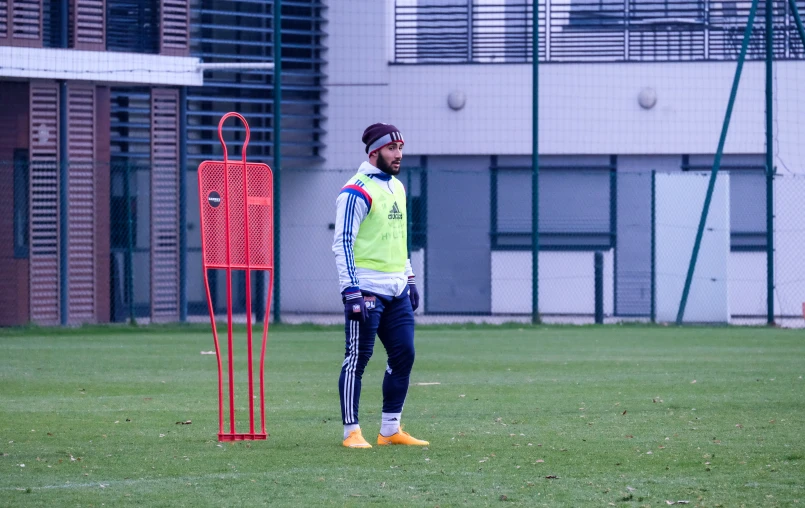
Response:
[[1, 159, 804, 327]]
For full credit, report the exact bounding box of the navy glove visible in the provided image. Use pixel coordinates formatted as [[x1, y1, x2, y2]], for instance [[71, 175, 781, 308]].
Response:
[[408, 276, 420, 311], [342, 287, 367, 323]]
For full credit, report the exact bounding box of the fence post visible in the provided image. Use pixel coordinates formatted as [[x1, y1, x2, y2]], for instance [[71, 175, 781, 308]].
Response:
[[765, 0, 775, 325], [531, 0, 540, 324], [594, 251, 604, 324], [179, 86, 188, 322], [272, 0, 282, 324], [125, 162, 135, 324], [650, 170, 656, 323], [59, 80, 69, 325]]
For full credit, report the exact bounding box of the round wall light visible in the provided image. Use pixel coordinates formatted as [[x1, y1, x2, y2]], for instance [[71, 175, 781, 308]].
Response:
[[447, 90, 466, 111], [638, 87, 657, 110]]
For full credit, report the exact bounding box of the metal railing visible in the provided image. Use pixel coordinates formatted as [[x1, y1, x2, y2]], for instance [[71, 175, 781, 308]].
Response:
[[394, 0, 805, 63]]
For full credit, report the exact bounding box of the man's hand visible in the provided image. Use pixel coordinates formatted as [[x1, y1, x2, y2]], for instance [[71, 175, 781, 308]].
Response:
[[342, 287, 367, 323], [408, 276, 420, 311]]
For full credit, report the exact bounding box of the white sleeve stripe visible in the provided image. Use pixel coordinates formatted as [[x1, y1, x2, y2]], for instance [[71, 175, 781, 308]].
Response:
[[343, 192, 359, 286]]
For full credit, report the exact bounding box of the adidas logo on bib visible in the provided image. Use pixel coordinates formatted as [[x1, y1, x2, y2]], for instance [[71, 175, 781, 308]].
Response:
[[388, 202, 403, 220]]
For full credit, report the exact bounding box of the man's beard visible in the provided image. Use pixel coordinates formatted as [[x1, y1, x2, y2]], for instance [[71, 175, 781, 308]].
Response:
[[376, 152, 401, 176]]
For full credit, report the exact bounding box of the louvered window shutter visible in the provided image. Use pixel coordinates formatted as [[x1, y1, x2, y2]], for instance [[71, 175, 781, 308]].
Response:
[[29, 81, 60, 325], [66, 83, 97, 324], [0, 0, 8, 41], [70, 0, 104, 50], [150, 88, 180, 322], [10, 0, 42, 46], [160, 0, 188, 55]]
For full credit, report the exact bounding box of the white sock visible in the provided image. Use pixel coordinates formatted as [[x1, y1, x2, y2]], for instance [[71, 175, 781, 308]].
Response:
[[380, 412, 402, 437], [343, 424, 360, 440]]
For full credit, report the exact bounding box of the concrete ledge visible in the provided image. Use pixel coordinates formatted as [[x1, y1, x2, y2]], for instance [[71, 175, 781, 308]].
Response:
[[0, 47, 203, 86]]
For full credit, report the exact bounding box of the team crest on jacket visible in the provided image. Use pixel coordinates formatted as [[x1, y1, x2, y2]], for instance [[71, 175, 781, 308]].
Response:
[[388, 202, 403, 220]]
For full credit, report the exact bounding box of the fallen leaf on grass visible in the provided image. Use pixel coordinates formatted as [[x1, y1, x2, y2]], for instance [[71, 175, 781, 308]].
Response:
[[545, 475, 559, 479], [622, 410, 627, 415], [499, 495, 508, 501], [176, 420, 192, 425]]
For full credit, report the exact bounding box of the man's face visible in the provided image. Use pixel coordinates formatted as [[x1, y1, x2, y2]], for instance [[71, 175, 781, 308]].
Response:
[[374, 142, 403, 176]]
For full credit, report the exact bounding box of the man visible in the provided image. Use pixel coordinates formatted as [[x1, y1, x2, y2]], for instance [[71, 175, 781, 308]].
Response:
[[331, 123, 429, 449]]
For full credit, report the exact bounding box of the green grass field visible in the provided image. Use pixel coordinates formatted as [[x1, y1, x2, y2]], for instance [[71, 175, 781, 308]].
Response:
[[1, 323, 803, 507]]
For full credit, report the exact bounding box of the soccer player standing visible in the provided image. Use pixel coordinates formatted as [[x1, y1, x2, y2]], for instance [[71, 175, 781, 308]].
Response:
[[332, 123, 429, 449]]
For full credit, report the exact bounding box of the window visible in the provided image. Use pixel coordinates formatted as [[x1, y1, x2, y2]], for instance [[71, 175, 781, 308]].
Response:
[[107, 0, 159, 53], [491, 157, 616, 250], [13, 149, 29, 259], [682, 155, 766, 251]]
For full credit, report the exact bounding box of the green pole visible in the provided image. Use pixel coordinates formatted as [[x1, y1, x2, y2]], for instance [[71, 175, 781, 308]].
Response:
[[125, 162, 135, 324], [272, 0, 282, 324], [179, 87, 188, 322], [789, 0, 805, 47], [406, 168, 412, 257], [676, 0, 759, 324], [650, 170, 656, 323], [531, 0, 540, 324], [765, 0, 775, 325], [59, 81, 68, 325]]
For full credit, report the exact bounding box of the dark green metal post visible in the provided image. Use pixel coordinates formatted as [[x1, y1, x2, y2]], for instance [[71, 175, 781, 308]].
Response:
[[676, 0, 759, 324], [650, 170, 656, 323], [609, 157, 617, 316], [125, 162, 135, 324], [594, 251, 604, 324], [179, 87, 188, 322], [490, 155, 498, 251], [531, 0, 540, 324], [789, 0, 805, 47], [765, 0, 775, 325], [59, 81, 68, 325], [58, 0, 68, 325], [406, 167, 412, 257], [272, 0, 282, 324]]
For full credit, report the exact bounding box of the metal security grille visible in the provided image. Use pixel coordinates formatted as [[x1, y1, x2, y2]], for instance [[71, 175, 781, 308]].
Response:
[[188, 0, 325, 168], [150, 88, 180, 322], [66, 83, 96, 324], [106, 0, 158, 53], [29, 81, 60, 325], [395, 0, 805, 63], [70, 0, 104, 49]]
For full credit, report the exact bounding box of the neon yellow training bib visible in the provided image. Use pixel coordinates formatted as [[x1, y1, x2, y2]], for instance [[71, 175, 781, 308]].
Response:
[[353, 174, 407, 273]]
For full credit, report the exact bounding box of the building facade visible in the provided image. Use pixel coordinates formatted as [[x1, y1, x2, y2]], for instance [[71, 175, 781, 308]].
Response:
[[0, 0, 324, 326], [289, 0, 805, 322]]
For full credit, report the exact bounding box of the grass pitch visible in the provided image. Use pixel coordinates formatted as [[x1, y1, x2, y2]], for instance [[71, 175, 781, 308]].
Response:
[[1, 323, 803, 507]]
